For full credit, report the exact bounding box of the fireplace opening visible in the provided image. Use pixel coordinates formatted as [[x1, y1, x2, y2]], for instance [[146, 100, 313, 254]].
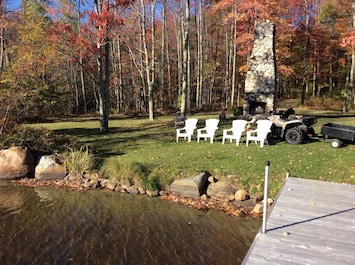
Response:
[[248, 102, 266, 115]]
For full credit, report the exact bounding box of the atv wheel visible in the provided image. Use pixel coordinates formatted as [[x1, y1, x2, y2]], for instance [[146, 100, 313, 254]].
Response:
[[285, 127, 304, 144]]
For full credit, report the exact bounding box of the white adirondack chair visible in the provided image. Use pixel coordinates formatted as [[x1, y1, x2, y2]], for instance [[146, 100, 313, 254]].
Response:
[[176, 118, 198, 142], [246, 119, 273, 148], [197, 118, 220, 144], [222, 120, 248, 146]]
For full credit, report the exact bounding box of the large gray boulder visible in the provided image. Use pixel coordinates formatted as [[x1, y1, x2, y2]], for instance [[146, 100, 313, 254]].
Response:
[[0, 146, 35, 179], [35, 155, 67, 180], [207, 181, 236, 202], [168, 172, 211, 198]]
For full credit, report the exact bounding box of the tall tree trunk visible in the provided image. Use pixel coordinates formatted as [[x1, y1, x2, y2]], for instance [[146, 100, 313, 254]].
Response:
[[351, 49, 355, 105], [231, 4, 238, 108], [344, 55, 350, 113], [301, 0, 310, 105], [97, 40, 110, 132], [94, 0, 110, 133], [0, 10, 4, 71], [149, 0, 156, 120], [187, 36, 191, 113], [351, 2, 355, 105], [77, 0, 87, 114], [79, 56, 87, 113], [72, 62, 79, 114], [111, 38, 118, 111], [196, 0, 203, 110], [329, 63, 333, 94], [176, 13, 182, 106], [312, 49, 318, 97], [0, 0, 8, 72], [224, 22, 231, 108], [165, 17, 172, 109], [140, 0, 156, 121], [180, 0, 190, 115], [160, 0, 166, 110], [117, 36, 123, 112], [126, 44, 144, 111]]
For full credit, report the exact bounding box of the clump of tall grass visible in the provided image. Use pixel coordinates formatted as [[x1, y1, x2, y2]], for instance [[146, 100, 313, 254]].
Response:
[[103, 159, 170, 191], [140, 167, 171, 191], [63, 145, 95, 177]]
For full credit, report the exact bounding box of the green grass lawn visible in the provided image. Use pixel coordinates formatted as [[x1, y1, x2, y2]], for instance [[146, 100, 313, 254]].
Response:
[[30, 112, 355, 197]]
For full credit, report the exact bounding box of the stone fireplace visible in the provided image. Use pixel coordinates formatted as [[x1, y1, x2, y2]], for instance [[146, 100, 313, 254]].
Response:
[[244, 21, 276, 116]]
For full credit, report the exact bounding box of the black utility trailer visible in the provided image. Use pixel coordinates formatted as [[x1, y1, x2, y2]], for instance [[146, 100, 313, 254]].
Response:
[[321, 123, 355, 148]]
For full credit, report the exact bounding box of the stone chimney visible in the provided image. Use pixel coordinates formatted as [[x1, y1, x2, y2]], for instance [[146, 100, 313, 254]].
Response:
[[244, 21, 276, 116]]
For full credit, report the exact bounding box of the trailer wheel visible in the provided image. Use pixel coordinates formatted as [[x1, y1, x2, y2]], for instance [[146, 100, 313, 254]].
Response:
[[285, 127, 304, 144], [330, 139, 341, 148]]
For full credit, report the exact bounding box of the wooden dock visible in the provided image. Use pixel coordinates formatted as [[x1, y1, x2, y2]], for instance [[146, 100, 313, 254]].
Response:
[[242, 177, 355, 264]]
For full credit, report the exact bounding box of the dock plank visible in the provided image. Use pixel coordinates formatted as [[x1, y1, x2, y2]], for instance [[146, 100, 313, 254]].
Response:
[[242, 177, 355, 265]]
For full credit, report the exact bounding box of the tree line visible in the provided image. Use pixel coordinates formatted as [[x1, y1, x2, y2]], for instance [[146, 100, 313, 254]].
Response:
[[0, 0, 354, 133]]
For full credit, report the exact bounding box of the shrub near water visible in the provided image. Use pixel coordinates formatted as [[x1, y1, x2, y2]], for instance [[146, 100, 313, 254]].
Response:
[[104, 160, 167, 191], [64, 146, 95, 177], [0, 126, 76, 153]]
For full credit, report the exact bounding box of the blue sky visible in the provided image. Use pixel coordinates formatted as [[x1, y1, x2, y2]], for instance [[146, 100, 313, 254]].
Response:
[[6, 0, 21, 11]]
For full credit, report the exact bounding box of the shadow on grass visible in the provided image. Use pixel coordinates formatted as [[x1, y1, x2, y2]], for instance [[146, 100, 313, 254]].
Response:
[[52, 123, 174, 161]]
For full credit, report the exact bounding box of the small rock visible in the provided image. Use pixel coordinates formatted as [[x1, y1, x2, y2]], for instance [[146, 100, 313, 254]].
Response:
[[251, 193, 263, 202], [159, 190, 169, 196], [99, 178, 108, 188], [235, 189, 250, 201], [207, 181, 236, 202], [105, 180, 117, 191], [146, 190, 159, 197], [138, 186, 146, 194], [200, 194, 208, 200], [81, 178, 92, 188], [265, 198, 274, 205], [252, 202, 264, 213], [126, 186, 139, 195], [89, 173, 99, 180], [89, 178, 100, 188]]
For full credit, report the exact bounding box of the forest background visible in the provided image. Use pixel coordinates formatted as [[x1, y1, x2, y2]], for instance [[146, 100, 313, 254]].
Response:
[[0, 0, 354, 134]]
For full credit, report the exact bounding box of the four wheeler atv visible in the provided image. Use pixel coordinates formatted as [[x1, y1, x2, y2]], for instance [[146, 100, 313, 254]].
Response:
[[267, 114, 317, 144]]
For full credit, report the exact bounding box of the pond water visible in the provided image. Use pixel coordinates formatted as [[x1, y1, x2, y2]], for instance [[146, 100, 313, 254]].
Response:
[[0, 181, 261, 265]]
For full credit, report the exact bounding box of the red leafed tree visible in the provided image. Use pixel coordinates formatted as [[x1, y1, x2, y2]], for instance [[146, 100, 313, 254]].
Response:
[[52, 0, 132, 132], [214, 0, 288, 57]]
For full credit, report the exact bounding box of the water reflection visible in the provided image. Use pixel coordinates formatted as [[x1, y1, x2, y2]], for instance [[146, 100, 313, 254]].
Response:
[[0, 181, 24, 214], [34, 187, 56, 202], [0, 181, 261, 265]]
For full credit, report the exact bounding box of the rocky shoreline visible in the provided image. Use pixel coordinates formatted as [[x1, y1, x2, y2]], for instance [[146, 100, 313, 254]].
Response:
[[3, 146, 268, 219], [11, 175, 264, 219]]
